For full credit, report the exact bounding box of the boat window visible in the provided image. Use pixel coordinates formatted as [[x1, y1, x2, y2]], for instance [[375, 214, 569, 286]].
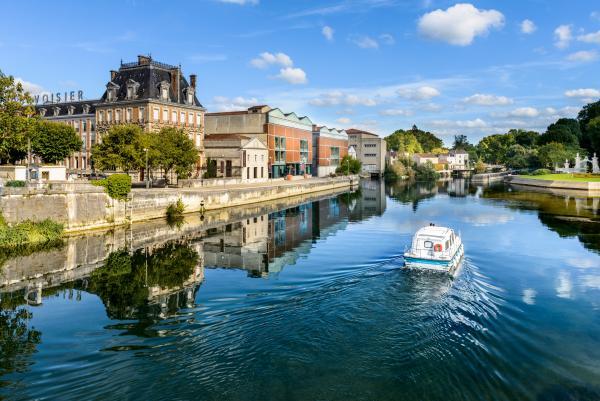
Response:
[[423, 240, 433, 249], [445, 240, 449, 250]]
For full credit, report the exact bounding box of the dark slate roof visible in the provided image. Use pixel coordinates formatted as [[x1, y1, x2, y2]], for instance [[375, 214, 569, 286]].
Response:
[[98, 57, 203, 108], [35, 100, 97, 117], [346, 128, 379, 137]]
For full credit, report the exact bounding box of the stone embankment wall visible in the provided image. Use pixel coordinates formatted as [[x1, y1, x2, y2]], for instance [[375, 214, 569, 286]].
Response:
[[0, 176, 357, 232], [507, 176, 600, 192]]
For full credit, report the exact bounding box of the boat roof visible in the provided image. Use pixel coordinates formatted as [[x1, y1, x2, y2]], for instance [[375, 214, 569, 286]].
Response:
[[414, 226, 454, 240]]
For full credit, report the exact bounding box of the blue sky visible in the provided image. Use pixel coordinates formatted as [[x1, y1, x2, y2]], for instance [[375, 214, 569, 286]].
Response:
[[1, 0, 599, 144]]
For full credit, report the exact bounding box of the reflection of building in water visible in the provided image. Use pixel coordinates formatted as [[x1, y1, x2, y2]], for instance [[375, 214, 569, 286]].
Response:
[[203, 215, 270, 277], [349, 179, 386, 220], [447, 178, 467, 197], [203, 195, 352, 277]]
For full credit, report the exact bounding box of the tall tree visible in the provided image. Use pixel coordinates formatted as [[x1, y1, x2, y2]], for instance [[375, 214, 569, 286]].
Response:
[[452, 134, 470, 150], [510, 129, 539, 148], [477, 134, 515, 164], [91, 124, 144, 171], [154, 127, 199, 179], [587, 117, 600, 154], [385, 130, 423, 153], [538, 118, 581, 147], [578, 100, 600, 152], [32, 120, 82, 164], [0, 71, 37, 164], [410, 125, 443, 152]]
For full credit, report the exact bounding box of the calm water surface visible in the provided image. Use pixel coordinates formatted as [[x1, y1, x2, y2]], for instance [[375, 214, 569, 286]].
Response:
[[1, 180, 599, 400]]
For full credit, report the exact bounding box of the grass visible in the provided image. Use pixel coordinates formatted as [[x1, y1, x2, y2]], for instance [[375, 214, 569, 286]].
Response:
[[519, 173, 600, 182], [0, 217, 64, 250]]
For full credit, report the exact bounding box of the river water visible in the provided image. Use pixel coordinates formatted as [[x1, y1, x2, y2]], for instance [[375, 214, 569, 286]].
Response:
[[1, 180, 599, 400]]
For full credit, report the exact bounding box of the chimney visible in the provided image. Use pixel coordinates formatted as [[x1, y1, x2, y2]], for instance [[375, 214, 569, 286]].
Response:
[[190, 74, 197, 90], [171, 68, 180, 103], [110, 70, 117, 81], [138, 54, 151, 65]]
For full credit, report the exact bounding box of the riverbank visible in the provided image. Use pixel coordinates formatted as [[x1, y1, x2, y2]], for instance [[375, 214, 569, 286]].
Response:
[[506, 176, 600, 195], [0, 176, 358, 233]]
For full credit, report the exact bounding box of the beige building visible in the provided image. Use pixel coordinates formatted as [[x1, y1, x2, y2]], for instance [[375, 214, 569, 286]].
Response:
[[95, 55, 206, 174], [204, 134, 268, 181], [346, 129, 387, 176]]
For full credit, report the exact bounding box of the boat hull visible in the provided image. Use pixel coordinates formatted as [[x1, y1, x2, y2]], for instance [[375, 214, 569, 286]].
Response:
[[404, 244, 464, 274]]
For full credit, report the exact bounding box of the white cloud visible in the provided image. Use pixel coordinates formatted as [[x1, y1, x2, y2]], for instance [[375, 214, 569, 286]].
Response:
[[510, 107, 539, 118], [565, 88, 600, 98], [218, 0, 258, 5], [397, 86, 440, 100], [566, 50, 599, 63], [463, 93, 513, 106], [431, 118, 487, 128], [379, 108, 413, 116], [379, 33, 395, 45], [520, 19, 536, 34], [554, 25, 572, 49], [250, 52, 293, 69], [212, 96, 259, 111], [15, 77, 47, 96], [418, 3, 504, 46], [310, 91, 378, 107], [322, 25, 334, 41], [577, 30, 600, 44], [277, 67, 307, 84], [350, 35, 379, 49], [556, 271, 573, 299], [336, 117, 352, 124]]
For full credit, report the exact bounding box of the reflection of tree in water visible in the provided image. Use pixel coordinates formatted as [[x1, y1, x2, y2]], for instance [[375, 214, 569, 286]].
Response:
[[386, 180, 437, 211], [87, 241, 200, 321], [0, 305, 41, 379], [482, 187, 600, 254]]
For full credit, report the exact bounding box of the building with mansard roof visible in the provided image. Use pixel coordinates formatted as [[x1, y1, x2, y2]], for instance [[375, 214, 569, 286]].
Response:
[[95, 55, 206, 173]]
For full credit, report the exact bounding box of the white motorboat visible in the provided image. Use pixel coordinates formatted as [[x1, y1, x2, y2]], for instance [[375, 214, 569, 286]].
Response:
[[404, 225, 464, 274]]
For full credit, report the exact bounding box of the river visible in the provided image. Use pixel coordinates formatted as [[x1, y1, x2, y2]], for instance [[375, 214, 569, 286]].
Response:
[[1, 179, 599, 400]]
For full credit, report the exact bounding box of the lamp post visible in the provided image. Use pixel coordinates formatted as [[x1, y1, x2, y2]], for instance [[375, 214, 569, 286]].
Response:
[[144, 148, 149, 189]]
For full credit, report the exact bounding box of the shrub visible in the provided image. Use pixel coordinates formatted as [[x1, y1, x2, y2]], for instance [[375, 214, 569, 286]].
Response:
[[93, 174, 131, 201], [531, 168, 552, 175], [5, 180, 26, 188], [0, 217, 63, 250], [414, 162, 440, 181], [166, 198, 185, 219]]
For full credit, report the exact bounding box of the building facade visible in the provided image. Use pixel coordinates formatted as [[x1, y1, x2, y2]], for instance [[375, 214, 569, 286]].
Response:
[[36, 100, 98, 172], [205, 106, 313, 178], [440, 149, 469, 170], [346, 128, 386, 176], [204, 134, 268, 182], [312, 125, 348, 177], [95, 55, 206, 173]]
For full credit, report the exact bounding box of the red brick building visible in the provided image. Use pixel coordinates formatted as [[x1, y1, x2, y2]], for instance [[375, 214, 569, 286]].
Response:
[[312, 125, 349, 177]]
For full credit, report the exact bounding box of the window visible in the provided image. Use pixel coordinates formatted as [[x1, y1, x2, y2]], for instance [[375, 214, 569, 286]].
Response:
[[159, 81, 170, 101], [153, 108, 159, 121], [127, 86, 134, 99], [115, 109, 121, 122], [107, 110, 112, 122], [423, 241, 433, 249], [126, 108, 132, 122], [300, 139, 309, 163], [254, 167, 257, 178], [261, 167, 264, 178], [330, 146, 340, 166], [180, 111, 185, 125], [254, 154, 257, 162], [364, 143, 376, 148], [162, 109, 169, 122], [188, 113, 193, 125], [73, 121, 79, 132], [139, 107, 145, 123], [172, 110, 177, 123], [197, 113, 202, 126], [82, 121, 87, 131], [365, 153, 377, 157]]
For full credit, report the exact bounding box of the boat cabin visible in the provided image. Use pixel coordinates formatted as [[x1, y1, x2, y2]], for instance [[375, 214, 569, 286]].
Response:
[[409, 226, 459, 259]]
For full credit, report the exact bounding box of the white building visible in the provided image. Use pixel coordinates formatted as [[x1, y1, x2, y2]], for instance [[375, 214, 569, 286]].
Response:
[[204, 134, 268, 182], [440, 150, 469, 170]]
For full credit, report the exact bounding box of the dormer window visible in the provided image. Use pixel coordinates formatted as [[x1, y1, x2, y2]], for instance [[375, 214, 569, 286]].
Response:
[[158, 81, 170, 101], [39, 108, 47, 117], [67, 105, 75, 115], [82, 104, 90, 114], [106, 82, 120, 102], [53, 107, 60, 117], [126, 79, 139, 100], [184, 87, 195, 105]]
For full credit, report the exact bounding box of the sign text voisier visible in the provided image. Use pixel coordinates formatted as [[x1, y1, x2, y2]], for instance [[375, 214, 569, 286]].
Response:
[[35, 90, 84, 104]]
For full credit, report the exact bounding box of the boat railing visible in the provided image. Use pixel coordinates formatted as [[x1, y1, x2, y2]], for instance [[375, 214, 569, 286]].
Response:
[[406, 245, 455, 259]]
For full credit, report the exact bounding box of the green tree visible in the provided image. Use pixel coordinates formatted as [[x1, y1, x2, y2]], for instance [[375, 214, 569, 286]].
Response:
[[538, 118, 581, 147], [410, 125, 443, 152], [153, 127, 199, 180], [477, 134, 515, 164], [385, 130, 423, 154], [536, 143, 572, 169], [587, 117, 600, 154], [0, 71, 37, 164], [32, 120, 82, 164], [336, 155, 361, 175], [578, 100, 600, 151], [452, 134, 470, 150], [510, 129, 539, 148], [504, 144, 536, 169], [91, 124, 144, 171]]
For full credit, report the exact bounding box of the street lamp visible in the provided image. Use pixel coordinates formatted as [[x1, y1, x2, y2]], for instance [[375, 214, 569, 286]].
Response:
[[144, 148, 149, 189]]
